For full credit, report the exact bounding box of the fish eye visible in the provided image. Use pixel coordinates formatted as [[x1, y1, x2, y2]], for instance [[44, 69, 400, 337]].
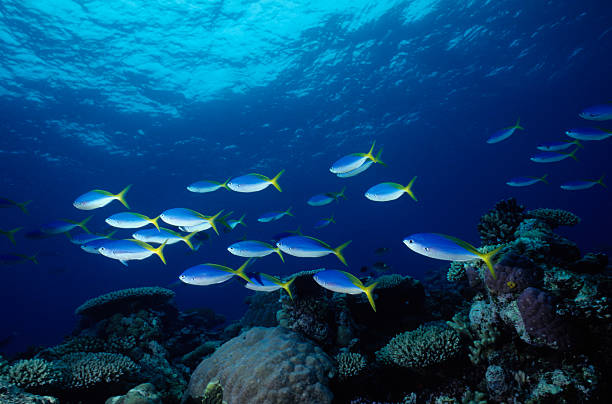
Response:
[[424, 247, 430, 252], [408, 239, 414, 244]]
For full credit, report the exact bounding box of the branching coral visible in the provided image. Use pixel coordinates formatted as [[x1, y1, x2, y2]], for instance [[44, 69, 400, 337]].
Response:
[[447, 261, 466, 282], [75, 287, 175, 319], [335, 352, 367, 379], [477, 198, 525, 244], [63, 352, 139, 389], [8, 359, 67, 392], [376, 323, 461, 370], [527, 208, 580, 228]]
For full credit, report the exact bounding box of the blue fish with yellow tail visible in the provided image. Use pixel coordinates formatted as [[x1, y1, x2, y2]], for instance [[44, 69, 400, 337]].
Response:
[[98, 239, 167, 266], [245, 273, 295, 299], [187, 178, 230, 193], [313, 269, 378, 311], [506, 174, 548, 187], [365, 177, 417, 202], [179, 259, 253, 286], [560, 175, 607, 190], [73, 185, 131, 210], [276, 235, 351, 266], [579, 104, 612, 121], [227, 170, 284, 193], [486, 118, 524, 144], [106, 212, 160, 230], [403, 233, 503, 279], [227, 240, 284, 262]]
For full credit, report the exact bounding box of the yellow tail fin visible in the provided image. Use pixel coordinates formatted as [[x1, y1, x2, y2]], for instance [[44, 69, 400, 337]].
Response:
[[404, 176, 418, 201], [233, 258, 254, 283], [566, 148, 579, 161], [514, 117, 524, 130], [539, 174, 549, 184], [476, 245, 504, 279], [274, 247, 285, 263], [182, 231, 197, 250], [362, 282, 378, 312], [115, 185, 132, 209], [221, 177, 232, 189], [374, 147, 386, 166], [0, 227, 23, 245], [207, 210, 224, 235], [365, 140, 376, 160], [597, 174, 607, 188], [150, 216, 161, 231], [78, 216, 93, 233], [285, 207, 294, 217], [17, 200, 31, 214], [333, 240, 352, 266], [154, 241, 167, 265], [270, 169, 285, 192], [280, 277, 295, 300]]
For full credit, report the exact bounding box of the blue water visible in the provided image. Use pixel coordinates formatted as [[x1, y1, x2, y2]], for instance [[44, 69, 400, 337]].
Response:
[[0, 0, 610, 356]]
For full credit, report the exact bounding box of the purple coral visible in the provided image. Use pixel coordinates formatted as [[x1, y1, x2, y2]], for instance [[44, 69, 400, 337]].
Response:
[[517, 287, 571, 350], [485, 253, 538, 296]]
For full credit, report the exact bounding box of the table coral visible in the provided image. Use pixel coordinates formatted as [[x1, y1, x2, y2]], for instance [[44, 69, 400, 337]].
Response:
[[75, 287, 175, 319]]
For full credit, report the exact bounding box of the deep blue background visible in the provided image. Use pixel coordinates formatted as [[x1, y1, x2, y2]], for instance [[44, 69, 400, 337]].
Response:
[[0, 0, 611, 356]]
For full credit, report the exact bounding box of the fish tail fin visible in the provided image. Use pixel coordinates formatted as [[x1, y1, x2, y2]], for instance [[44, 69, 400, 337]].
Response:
[[274, 247, 285, 263], [221, 177, 232, 189], [328, 214, 336, 224], [567, 148, 579, 161], [337, 186, 347, 200], [515, 117, 524, 130], [366, 140, 376, 158], [28, 254, 39, 265], [270, 169, 285, 192], [238, 214, 247, 227], [285, 207, 294, 217], [477, 245, 504, 279], [573, 139, 584, 149], [281, 277, 295, 300], [115, 185, 132, 209], [208, 210, 224, 235], [333, 240, 352, 266], [597, 174, 607, 188], [540, 174, 549, 184], [363, 282, 378, 312], [105, 230, 117, 238], [294, 225, 303, 235], [150, 216, 161, 231], [404, 176, 418, 201], [218, 211, 233, 230], [0, 227, 23, 245], [233, 258, 254, 283], [374, 147, 386, 166], [17, 200, 32, 214], [78, 216, 93, 233], [182, 232, 198, 250], [154, 241, 167, 265]]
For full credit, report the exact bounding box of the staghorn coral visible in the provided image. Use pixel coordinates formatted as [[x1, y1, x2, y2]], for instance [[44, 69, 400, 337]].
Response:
[[517, 287, 571, 350], [478, 198, 525, 244], [8, 359, 67, 392], [64, 352, 139, 390], [527, 208, 580, 228], [376, 323, 461, 370], [185, 327, 334, 404], [75, 287, 175, 319], [335, 352, 367, 379]]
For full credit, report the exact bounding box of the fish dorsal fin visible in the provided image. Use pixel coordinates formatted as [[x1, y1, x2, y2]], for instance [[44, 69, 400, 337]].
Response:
[[303, 235, 331, 248], [340, 270, 365, 288], [437, 234, 479, 254]]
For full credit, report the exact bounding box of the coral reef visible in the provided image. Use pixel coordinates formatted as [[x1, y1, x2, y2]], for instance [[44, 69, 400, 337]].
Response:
[[105, 383, 162, 404], [527, 208, 581, 228], [336, 352, 367, 379], [376, 323, 461, 370], [75, 287, 175, 319], [517, 287, 571, 350], [477, 197, 525, 244], [184, 326, 334, 404]]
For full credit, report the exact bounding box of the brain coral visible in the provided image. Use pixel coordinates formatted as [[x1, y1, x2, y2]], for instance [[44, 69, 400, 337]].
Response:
[[75, 287, 175, 319], [185, 326, 334, 404], [376, 323, 461, 370], [517, 287, 571, 350]]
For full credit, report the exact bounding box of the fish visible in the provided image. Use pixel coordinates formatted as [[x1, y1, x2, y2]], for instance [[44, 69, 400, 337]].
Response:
[[98, 239, 167, 266], [227, 240, 284, 262], [330, 142, 384, 174], [244, 273, 295, 299], [0, 253, 38, 265], [179, 258, 253, 285], [187, 178, 230, 193], [258, 207, 294, 223], [160, 208, 223, 235], [73, 185, 131, 210], [0, 227, 23, 245], [336, 160, 374, 178], [227, 170, 284, 193], [226, 214, 247, 230], [313, 269, 378, 312], [486, 118, 524, 144], [276, 235, 351, 266], [365, 177, 418, 202], [132, 227, 198, 250], [506, 174, 548, 187], [307, 187, 346, 206], [41, 216, 93, 235], [374, 247, 390, 255], [530, 148, 579, 163], [403, 233, 503, 278], [0, 198, 31, 214], [314, 215, 335, 229], [565, 127, 612, 141], [536, 140, 582, 151], [106, 212, 161, 230], [579, 104, 612, 121], [70, 230, 116, 245], [81, 238, 115, 254], [560, 175, 607, 191], [372, 261, 391, 272]]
